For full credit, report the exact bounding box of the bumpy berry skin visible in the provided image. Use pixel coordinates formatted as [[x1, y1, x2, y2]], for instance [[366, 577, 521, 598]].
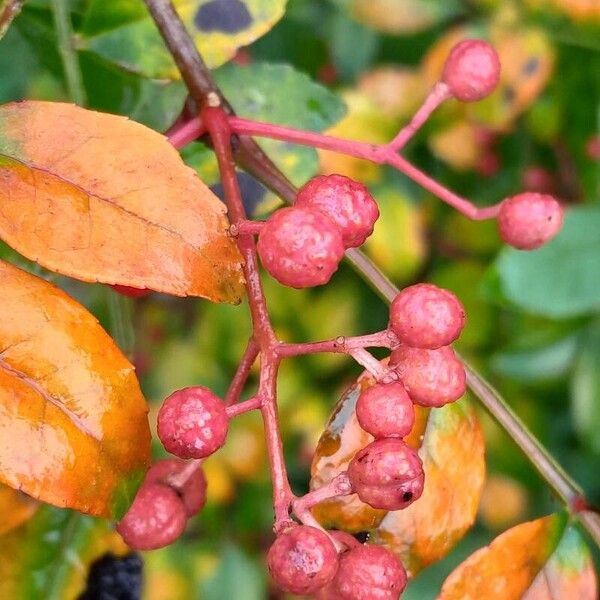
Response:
[[157, 386, 229, 460], [356, 382, 415, 439], [442, 39, 500, 102], [348, 439, 424, 511], [145, 459, 207, 517], [296, 174, 380, 248], [321, 544, 408, 600], [497, 192, 563, 250], [390, 345, 466, 407], [257, 206, 345, 288], [111, 284, 151, 298], [389, 283, 465, 349], [116, 484, 187, 551], [267, 525, 339, 595]]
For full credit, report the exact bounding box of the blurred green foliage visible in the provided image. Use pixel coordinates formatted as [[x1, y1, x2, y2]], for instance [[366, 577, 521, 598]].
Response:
[[0, 0, 600, 597]]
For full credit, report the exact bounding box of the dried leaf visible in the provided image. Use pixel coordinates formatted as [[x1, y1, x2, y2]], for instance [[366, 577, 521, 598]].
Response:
[[0, 101, 243, 302], [438, 514, 597, 600], [0, 260, 150, 518]]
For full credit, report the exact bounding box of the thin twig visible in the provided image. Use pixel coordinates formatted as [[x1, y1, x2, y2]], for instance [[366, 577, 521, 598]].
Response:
[[50, 0, 86, 105], [0, 0, 24, 39]]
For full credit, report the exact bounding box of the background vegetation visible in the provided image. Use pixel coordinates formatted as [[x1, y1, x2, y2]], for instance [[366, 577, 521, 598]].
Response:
[[0, 0, 599, 597]]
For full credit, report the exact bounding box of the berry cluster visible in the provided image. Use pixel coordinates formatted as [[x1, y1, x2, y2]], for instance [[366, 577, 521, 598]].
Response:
[[115, 37, 567, 599], [257, 174, 379, 288]]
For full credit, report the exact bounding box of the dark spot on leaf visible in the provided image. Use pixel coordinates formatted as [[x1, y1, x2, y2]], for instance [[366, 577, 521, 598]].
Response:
[[211, 171, 267, 216], [522, 57, 540, 77], [79, 552, 143, 600], [194, 0, 252, 34]]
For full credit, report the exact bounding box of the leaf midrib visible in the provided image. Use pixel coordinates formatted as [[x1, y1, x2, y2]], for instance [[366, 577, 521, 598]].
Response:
[[0, 357, 99, 441]]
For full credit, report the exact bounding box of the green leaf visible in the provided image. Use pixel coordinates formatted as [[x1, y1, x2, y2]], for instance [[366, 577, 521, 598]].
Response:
[[492, 334, 580, 382], [496, 206, 600, 318], [201, 544, 266, 600], [217, 62, 346, 185], [571, 321, 600, 454], [0, 504, 129, 600], [185, 62, 347, 187], [81, 0, 287, 79]]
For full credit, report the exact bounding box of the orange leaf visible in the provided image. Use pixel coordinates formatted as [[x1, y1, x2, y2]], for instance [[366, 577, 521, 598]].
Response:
[[0, 484, 38, 536], [438, 514, 597, 600], [0, 101, 244, 302], [310, 366, 484, 575], [310, 371, 387, 532], [372, 396, 484, 576], [0, 260, 150, 518]]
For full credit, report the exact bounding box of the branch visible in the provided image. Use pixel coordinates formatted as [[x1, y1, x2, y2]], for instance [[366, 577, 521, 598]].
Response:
[[50, 0, 86, 105], [142, 0, 599, 547], [0, 0, 24, 39], [143, 0, 298, 203]]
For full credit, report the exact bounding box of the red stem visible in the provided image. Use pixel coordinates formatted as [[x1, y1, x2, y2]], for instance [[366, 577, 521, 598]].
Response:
[[225, 396, 262, 418], [203, 106, 293, 530], [166, 113, 502, 220], [389, 82, 451, 150], [224, 337, 259, 406], [277, 330, 398, 358]]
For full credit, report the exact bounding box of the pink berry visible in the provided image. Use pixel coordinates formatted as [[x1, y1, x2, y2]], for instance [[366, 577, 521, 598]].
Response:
[[144, 459, 207, 517], [111, 284, 151, 298], [323, 544, 408, 600], [267, 525, 339, 595], [356, 382, 415, 439], [296, 174, 380, 248], [522, 167, 555, 194], [390, 344, 466, 407], [116, 483, 187, 550], [348, 439, 424, 511], [389, 283, 466, 349], [442, 39, 500, 102], [257, 207, 345, 288], [586, 136, 600, 161], [157, 386, 229, 460], [497, 192, 564, 250]]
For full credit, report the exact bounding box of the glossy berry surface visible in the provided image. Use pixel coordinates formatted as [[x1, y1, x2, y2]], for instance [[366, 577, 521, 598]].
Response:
[[356, 382, 415, 439], [116, 483, 187, 551], [322, 544, 408, 600], [257, 206, 345, 288], [442, 39, 500, 102], [111, 284, 151, 298], [267, 525, 339, 595], [497, 192, 564, 250], [348, 438, 424, 511], [389, 283, 465, 349], [157, 386, 229, 459], [296, 174, 380, 248], [390, 345, 466, 407], [145, 459, 207, 517]]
